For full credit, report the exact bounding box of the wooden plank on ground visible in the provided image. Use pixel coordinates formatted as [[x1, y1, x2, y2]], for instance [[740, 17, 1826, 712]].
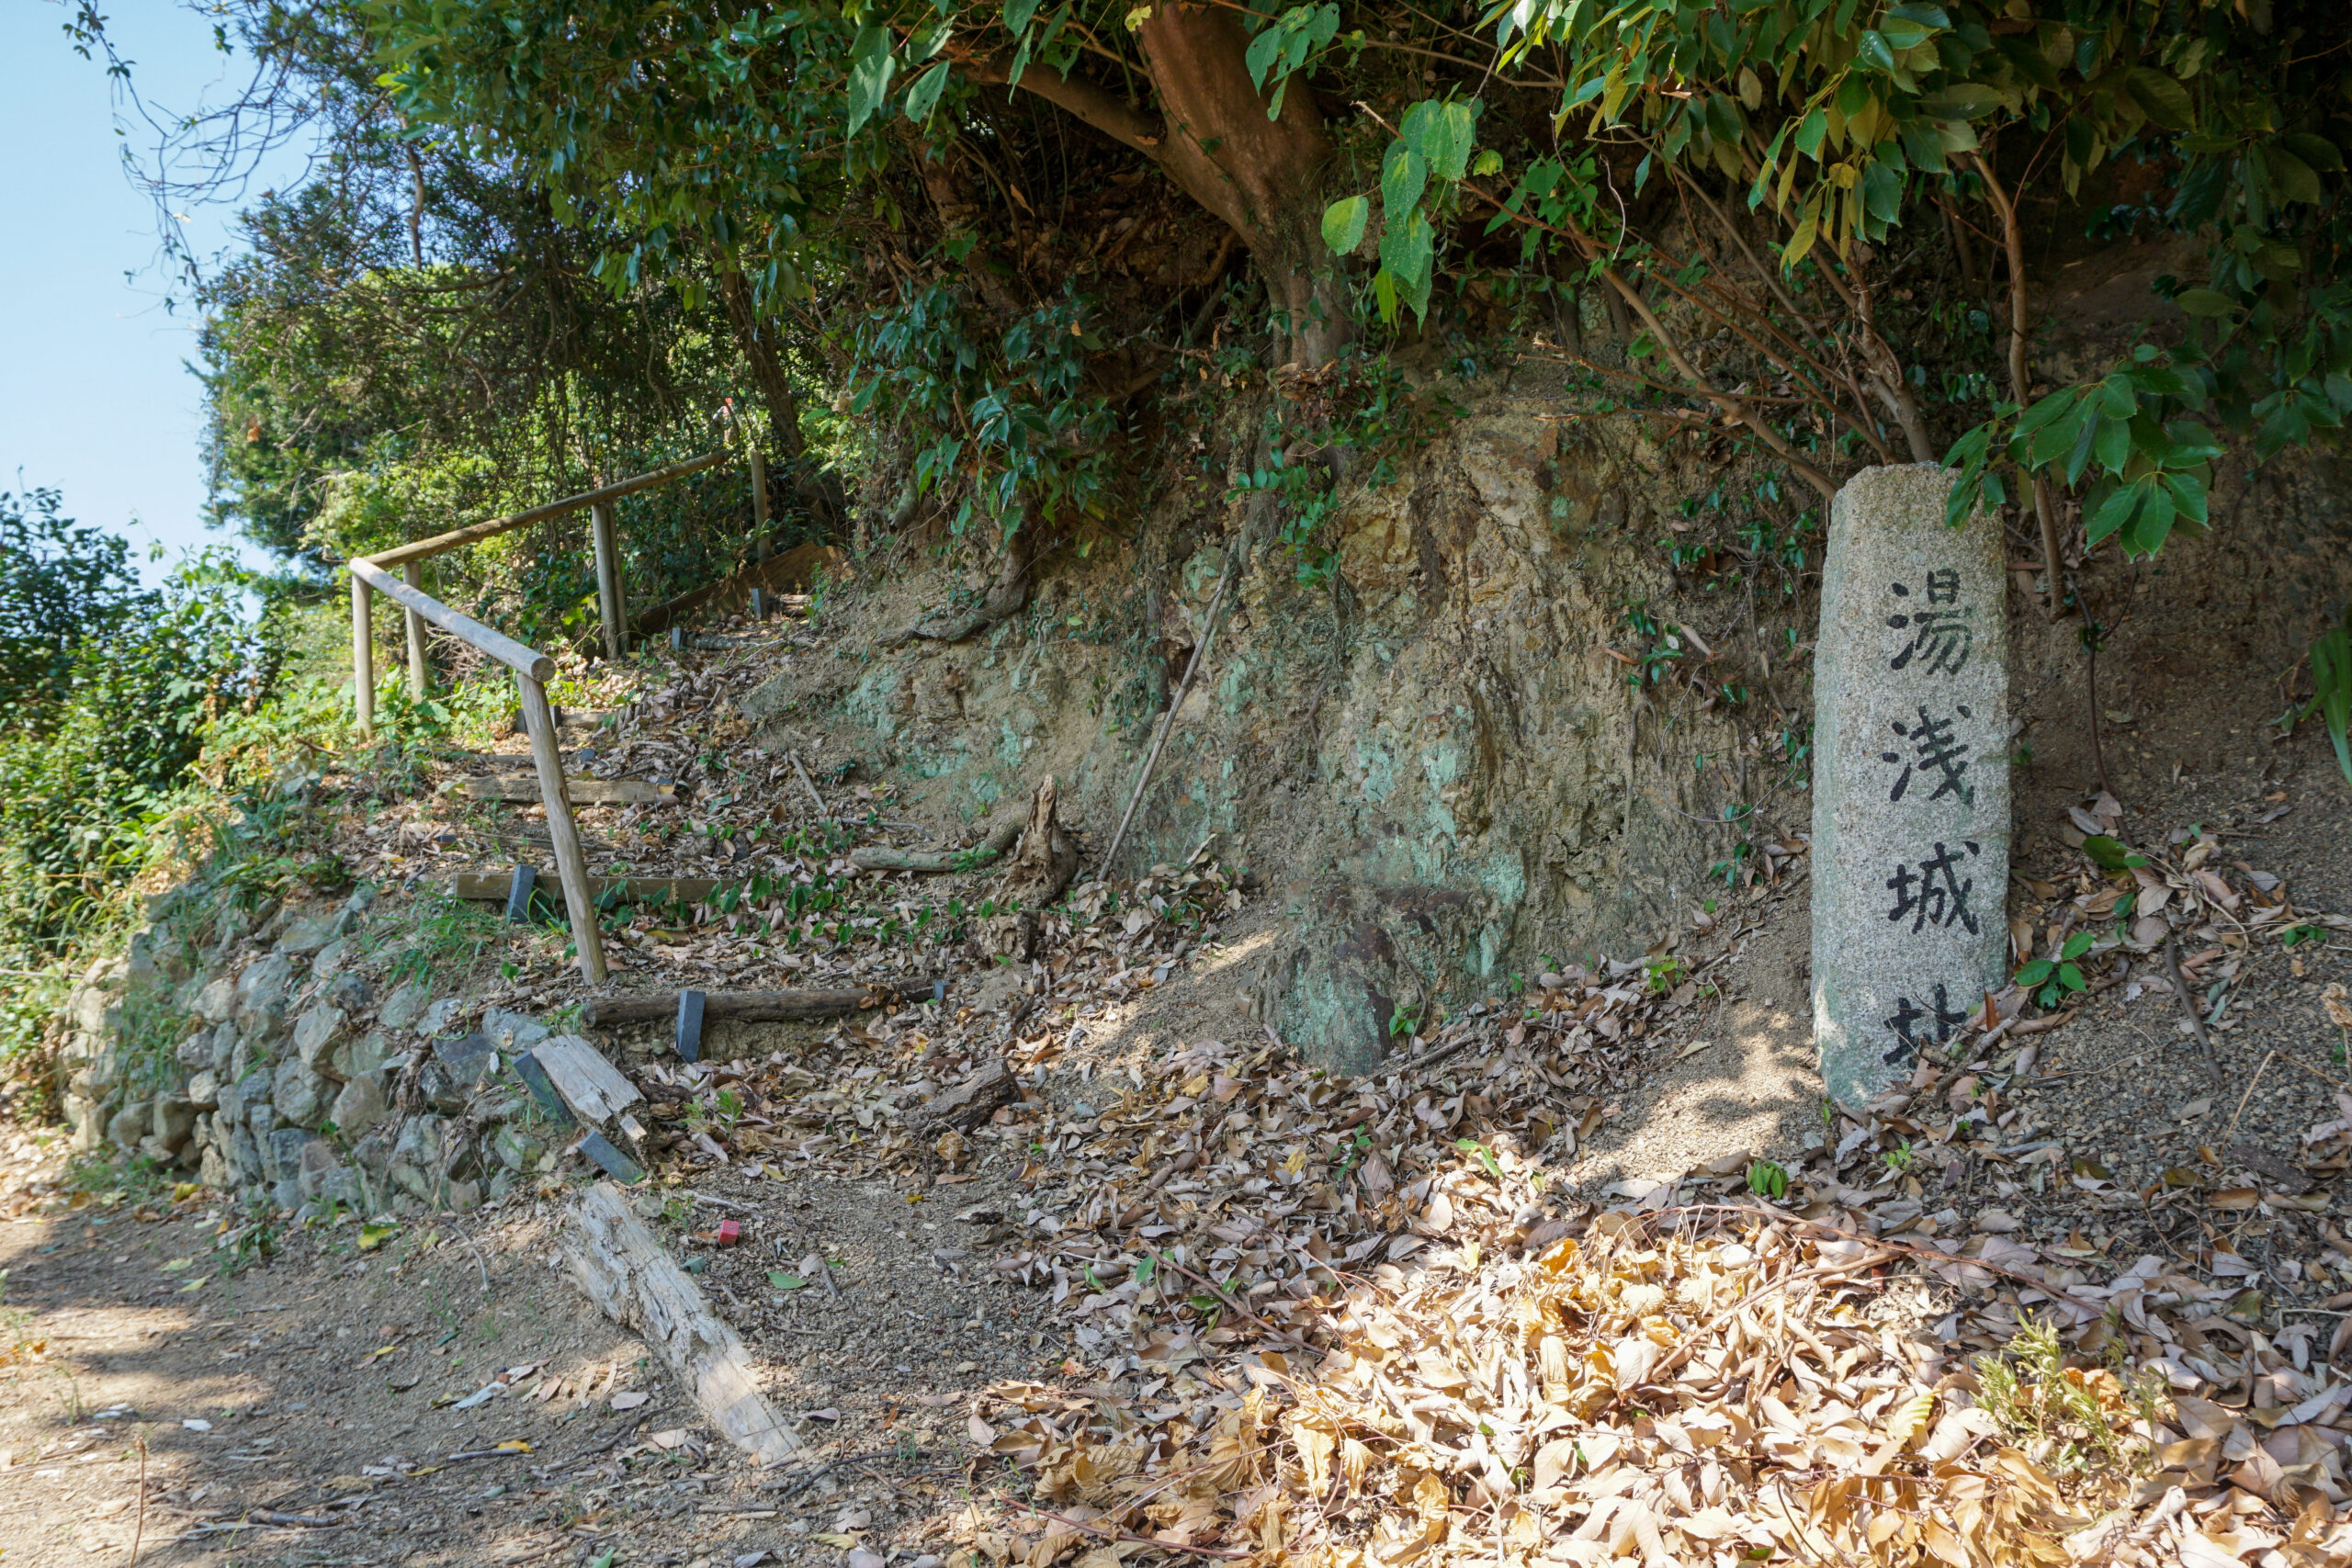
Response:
[[447, 871, 720, 907], [582, 979, 940, 1029], [532, 1034, 648, 1156], [460, 776, 677, 806], [562, 1182, 799, 1466]]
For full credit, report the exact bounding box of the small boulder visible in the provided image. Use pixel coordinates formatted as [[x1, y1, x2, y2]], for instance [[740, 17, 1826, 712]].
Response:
[[187, 1070, 220, 1110], [330, 1074, 390, 1138], [414, 997, 465, 1038], [323, 972, 372, 1013], [266, 1126, 309, 1184], [481, 1009, 550, 1053], [235, 953, 296, 1017], [152, 1098, 198, 1156], [492, 1125, 545, 1172], [377, 981, 430, 1032], [106, 1100, 149, 1152], [272, 1058, 329, 1126], [334, 1030, 395, 1079], [275, 912, 341, 956], [293, 1004, 346, 1075]]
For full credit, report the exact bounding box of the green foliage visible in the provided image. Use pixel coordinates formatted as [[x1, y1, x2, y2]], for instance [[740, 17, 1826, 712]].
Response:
[[1747, 1159, 1790, 1199], [0, 491, 272, 971], [852, 286, 1114, 539], [2293, 605, 2352, 786], [2016, 931, 2096, 1011]]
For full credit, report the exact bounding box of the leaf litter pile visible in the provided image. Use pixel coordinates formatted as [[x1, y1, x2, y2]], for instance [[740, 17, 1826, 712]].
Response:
[[608, 816, 2352, 1568]]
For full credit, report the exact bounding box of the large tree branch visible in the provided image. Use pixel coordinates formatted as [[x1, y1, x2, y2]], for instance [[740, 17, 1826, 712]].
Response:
[[1970, 149, 2064, 620], [955, 50, 1163, 157]]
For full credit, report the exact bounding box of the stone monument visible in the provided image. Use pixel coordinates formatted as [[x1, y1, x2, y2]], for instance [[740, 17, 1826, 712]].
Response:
[[1812, 464, 2009, 1107]]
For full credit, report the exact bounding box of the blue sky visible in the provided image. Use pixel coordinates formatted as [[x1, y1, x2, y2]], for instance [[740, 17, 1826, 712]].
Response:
[[0, 0, 296, 582]]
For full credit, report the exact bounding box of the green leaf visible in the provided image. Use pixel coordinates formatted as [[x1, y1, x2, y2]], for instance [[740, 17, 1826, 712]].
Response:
[[2015, 959, 2054, 986], [2176, 288, 2235, 318], [1793, 107, 1830, 158], [1321, 195, 1369, 255], [1381, 142, 1430, 227], [2306, 614, 2352, 785], [766, 1271, 808, 1291], [2061, 931, 2096, 960], [2126, 68, 2195, 130], [2283, 132, 2346, 173], [1919, 82, 2001, 120], [904, 61, 951, 123], [846, 26, 896, 137], [1004, 0, 1044, 33], [2081, 834, 2135, 870], [1402, 99, 1479, 181], [2056, 962, 2086, 992], [2266, 145, 2325, 206]]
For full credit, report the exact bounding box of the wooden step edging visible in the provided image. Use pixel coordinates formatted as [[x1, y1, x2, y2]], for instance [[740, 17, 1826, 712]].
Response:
[[582, 979, 942, 1029], [458, 776, 679, 806], [448, 871, 722, 908]]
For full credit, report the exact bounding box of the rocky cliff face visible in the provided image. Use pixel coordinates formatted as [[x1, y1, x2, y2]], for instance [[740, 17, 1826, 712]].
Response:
[[745, 401, 1784, 1069]]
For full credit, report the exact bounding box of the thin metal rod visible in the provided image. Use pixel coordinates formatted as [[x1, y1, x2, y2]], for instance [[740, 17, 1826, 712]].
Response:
[[349, 558, 555, 682], [749, 446, 771, 562], [517, 673, 607, 986], [350, 576, 375, 738], [368, 449, 727, 569], [1096, 551, 1237, 877], [591, 500, 625, 661], [401, 561, 428, 698]]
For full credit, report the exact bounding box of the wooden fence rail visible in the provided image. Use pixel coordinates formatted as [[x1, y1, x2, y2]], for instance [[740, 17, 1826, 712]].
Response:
[[345, 430, 768, 987]]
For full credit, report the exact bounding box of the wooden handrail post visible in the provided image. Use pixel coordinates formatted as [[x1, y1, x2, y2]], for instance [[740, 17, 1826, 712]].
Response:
[[401, 561, 429, 697], [749, 446, 770, 562], [516, 671, 608, 985], [591, 500, 625, 662], [350, 574, 375, 738]]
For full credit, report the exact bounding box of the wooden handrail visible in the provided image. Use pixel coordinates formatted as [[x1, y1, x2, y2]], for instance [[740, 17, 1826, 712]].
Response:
[[365, 448, 729, 570], [348, 558, 555, 681]]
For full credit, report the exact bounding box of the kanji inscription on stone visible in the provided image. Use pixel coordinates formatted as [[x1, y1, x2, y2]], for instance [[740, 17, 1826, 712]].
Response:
[[1812, 465, 2009, 1107]]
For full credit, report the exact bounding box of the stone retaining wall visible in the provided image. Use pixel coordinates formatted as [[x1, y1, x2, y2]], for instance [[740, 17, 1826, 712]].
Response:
[[57, 886, 566, 1216]]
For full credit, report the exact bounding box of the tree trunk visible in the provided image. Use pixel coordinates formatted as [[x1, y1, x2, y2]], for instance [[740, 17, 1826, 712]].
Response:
[[715, 265, 844, 534], [959, 4, 1348, 367]]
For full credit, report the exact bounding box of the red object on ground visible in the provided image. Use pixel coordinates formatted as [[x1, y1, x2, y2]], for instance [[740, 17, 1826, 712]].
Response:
[[715, 1219, 741, 1247]]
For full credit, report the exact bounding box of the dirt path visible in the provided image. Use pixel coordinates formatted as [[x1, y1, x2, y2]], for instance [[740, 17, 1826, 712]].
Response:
[[0, 1152, 1056, 1568]]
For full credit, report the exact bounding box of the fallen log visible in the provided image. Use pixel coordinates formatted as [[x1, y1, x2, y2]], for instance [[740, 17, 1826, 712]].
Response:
[[561, 1182, 799, 1467], [847, 817, 1022, 874], [582, 978, 942, 1029]]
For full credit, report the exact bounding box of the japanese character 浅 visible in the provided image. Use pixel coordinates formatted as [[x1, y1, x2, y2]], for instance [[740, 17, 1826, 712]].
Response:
[[1879, 704, 1974, 805]]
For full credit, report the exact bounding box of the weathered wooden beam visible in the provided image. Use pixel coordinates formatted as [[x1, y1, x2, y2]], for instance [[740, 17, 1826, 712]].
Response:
[[351, 558, 554, 682], [518, 672, 607, 985], [531, 1034, 648, 1154], [582, 979, 940, 1029], [447, 871, 721, 907], [368, 450, 728, 570], [459, 775, 678, 806], [561, 1182, 800, 1467]]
